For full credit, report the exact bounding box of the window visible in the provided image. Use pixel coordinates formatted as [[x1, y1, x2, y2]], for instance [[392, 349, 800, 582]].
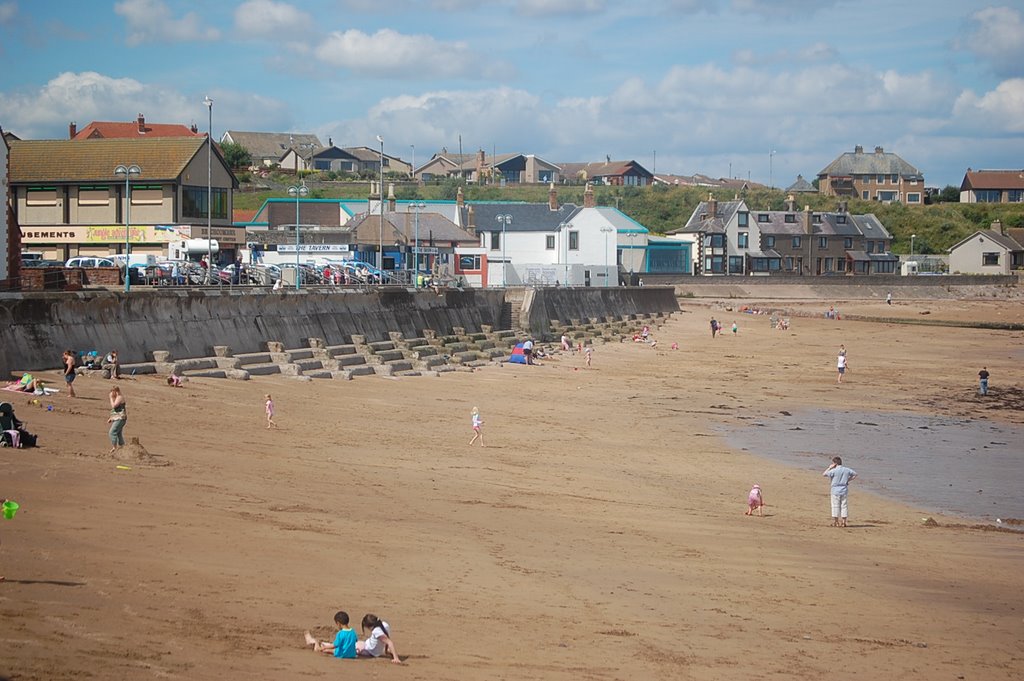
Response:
[[568, 231, 579, 250], [975, 190, 1001, 203], [738, 233, 749, 248], [545, 235, 555, 250], [182, 186, 227, 219], [131, 186, 164, 206], [813, 213, 822, 224], [823, 257, 833, 272], [907, 193, 921, 203], [490, 231, 500, 250], [78, 187, 110, 206], [819, 236, 828, 248], [705, 255, 725, 273], [458, 255, 481, 271], [874, 260, 896, 274], [792, 236, 802, 248], [838, 258, 847, 272], [765, 236, 775, 248], [837, 215, 847, 224], [983, 252, 1000, 266], [1008, 190, 1023, 203], [538, 170, 553, 183], [863, 175, 872, 184], [910, 179, 919, 185], [705, 233, 725, 249], [785, 257, 793, 270], [728, 256, 744, 274], [738, 212, 749, 227], [844, 237, 853, 249], [877, 190, 898, 202], [866, 241, 874, 253], [26, 187, 58, 206], [757, 213, 769, 223], [877, 174, 885, 184], [862, 190, 869, 199], [891, 174, 898, 184], [784, 214, 796, 223]]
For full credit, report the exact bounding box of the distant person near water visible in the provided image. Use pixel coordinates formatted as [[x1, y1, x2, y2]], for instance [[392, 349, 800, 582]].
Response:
[[823, 456, 858, 527], [978, 367, 989, 396]]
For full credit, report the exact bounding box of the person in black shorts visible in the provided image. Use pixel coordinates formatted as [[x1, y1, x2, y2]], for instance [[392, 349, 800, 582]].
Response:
[[62, 350, 77, 398]]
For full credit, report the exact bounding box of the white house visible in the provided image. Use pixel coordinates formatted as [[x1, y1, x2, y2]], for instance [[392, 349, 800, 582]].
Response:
[[948, 226, 1024, 275], [455, 184, 617, 287]]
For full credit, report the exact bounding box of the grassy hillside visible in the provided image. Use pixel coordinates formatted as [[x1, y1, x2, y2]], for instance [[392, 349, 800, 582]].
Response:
[[233, 178, 1024, 255]]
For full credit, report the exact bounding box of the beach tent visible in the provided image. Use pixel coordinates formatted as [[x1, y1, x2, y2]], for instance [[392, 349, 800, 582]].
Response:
[[508, 343, 527, 364]]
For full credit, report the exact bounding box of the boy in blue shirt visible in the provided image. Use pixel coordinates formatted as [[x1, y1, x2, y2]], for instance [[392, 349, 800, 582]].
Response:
[[304, 611, 357, 658]]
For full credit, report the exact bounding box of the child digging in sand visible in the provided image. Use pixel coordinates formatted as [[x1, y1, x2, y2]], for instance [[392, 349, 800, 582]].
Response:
[[745, 484, 764, 516], [469, 406, 484, 446], [304, 611, 357, 658], [265, 394, 278, 429]]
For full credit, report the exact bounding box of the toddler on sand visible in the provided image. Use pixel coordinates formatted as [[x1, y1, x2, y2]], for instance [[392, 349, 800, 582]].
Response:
[[469, 406, 484, 446], [265, 394, 278, 429], [745, 484, 764, 516]]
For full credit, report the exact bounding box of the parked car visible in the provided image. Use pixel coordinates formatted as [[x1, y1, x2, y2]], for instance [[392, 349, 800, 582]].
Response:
[[65, 256, 116, 268], [22, 259, 67, 268]]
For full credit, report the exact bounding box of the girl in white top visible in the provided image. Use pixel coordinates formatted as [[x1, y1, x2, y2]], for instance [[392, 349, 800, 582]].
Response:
[[356, 614, 401, 663], [469, 406, 484, 446]]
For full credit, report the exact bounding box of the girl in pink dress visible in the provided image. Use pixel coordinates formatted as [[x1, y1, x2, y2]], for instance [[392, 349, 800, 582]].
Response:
[[745, 484, 764, 516]]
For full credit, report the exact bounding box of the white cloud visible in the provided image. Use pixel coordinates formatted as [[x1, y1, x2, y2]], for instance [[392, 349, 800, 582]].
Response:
[[315, 29, 512, 79], [0, 71, 290, 140], [516, 0, 606, 16], [234, 0, 311, 39], [0, 2, 17, 24], [959, 6, 1024, 77], [952, 78, 1024, 134], [114, 0, 220, 46]]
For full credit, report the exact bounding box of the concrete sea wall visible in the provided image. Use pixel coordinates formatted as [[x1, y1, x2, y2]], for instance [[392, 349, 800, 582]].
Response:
[[520, 286, 680, 338]]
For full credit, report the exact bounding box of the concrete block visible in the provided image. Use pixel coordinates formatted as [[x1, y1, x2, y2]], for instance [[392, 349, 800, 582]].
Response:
[[331, 370, 354, 381], [266, 341, 284, 353], [480, 324, 493, 333], [214, 357, 242, 370], [387, 360, 414, 372], [388, 331, 405, 343], [184, 369, 227, 379], [368, 341, 395, 352], [449, 351, 480, 364], [345, 366, 376, 378], [446, 342, 470, 353], [279, 363, 303, 376], [375, 349, 405, 362], [303, 369, 334, 379], [213, 345, 233, 357], [151, 350, 172, 363], [421, 370, 440, 377], [336, 355, 367, 367], [452, 326, 465, 336], [175, 357, 218, 371], [374, 363, 395, 376], [422, 329, 437, 339], [328, 345, 356, 356], [307, 337, 326, 349], [244, 363, 283, 376], [350, 334, 367, 346], [225, 369, 251, 380], [121, 363, 156, 375], [284, 348, 315, 361], [289, 375, 314, 382], [295, 358, 324, 371]]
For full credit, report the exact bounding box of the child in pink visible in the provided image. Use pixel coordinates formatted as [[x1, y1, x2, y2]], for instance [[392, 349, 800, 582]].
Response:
[[265, 394, 278, 429], [745, 484, 764, 516]]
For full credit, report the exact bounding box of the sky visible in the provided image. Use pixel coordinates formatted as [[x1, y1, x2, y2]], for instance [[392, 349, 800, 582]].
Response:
[[0, 0, 1021, 188]]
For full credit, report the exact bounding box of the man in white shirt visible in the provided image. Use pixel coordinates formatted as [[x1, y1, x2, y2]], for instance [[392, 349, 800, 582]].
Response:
[[522, 338, 534, 365]]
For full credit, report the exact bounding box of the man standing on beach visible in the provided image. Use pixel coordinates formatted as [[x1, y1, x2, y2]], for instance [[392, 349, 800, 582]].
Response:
[[823, 456, 857, 527], [978, 367, 989, 395]]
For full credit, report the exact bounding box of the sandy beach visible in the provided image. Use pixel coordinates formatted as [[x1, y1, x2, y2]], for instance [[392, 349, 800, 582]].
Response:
[[2, 297, 1022, 680]]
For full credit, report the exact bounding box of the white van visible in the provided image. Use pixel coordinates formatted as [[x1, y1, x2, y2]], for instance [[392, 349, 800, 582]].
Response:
[[65, 256, 117, 268]]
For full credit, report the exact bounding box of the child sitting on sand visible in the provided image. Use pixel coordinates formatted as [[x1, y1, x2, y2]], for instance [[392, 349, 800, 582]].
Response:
[[745, 484, 764, 516], [166, 372, 184, 388], [357, 614, 401, 664], [304, 611, 357, 658]]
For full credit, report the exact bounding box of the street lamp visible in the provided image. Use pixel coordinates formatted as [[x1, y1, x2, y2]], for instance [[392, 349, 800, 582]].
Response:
[[496, 214, 512, 287], [288, 182, 309, 290], [601, 225, 614, 287], [769, 149, 776, 190], [910, 233, 916, 260], [410, 202, 426, 287], [113, 163, 141, 292], [377, 135, 385, 274], [204, 96, 213, 284]]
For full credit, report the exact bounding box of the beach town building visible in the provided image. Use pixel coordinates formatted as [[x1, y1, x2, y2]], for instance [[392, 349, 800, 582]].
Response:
[[948, 221, 1024, 274], [1, 125, 14, 288], [68, 114, 203, 141], [220, 130, 323, 169], [959, 169, 1024, 204], [415, 149, 559, 184], [9, 137, 239, 263], [817, 145, 924, 205], [558, 159, 654, 187], [669, 194, 897, 275]]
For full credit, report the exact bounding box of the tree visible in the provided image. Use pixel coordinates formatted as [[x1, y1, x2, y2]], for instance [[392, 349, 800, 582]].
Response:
[[936, 185, 959, 203], [221, 142, 252, 169]]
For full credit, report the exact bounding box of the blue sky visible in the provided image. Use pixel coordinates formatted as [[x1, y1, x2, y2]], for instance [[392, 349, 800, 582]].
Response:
[[0, 0, 1021, 188]]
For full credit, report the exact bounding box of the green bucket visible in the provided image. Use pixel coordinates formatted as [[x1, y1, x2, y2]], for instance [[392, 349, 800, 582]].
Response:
[[2, 500, 19, 519]]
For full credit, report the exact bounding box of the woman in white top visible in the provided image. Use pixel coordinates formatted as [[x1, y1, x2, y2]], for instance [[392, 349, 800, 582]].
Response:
[[356, 614, 401, 663]]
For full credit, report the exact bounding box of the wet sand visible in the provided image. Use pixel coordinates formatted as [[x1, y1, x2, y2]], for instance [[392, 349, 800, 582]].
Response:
[[2, 297, 1022, 680]]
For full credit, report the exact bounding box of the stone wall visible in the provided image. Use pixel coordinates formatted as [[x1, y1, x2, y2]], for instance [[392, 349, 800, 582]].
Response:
[[520, 286, 679, 338], [0, 288, 505, 376]]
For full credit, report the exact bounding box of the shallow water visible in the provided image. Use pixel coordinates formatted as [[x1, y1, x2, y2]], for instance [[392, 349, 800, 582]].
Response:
[[719, 409, 1024, 523]]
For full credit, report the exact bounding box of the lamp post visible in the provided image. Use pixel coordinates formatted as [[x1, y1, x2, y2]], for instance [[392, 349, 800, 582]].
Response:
[[601, 225, 614, 287], [113, 164, 141, 292], [204, 96, 213, 284], [410, 202, 426, 287], [288, 182, 309, 290], [377, 135, 385, 274], [769, 149, 776, 190], [910, 233, 916, 260], [496, 214, 512, 287]]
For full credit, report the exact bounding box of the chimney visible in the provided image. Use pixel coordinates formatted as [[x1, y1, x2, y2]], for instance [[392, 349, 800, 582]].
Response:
[[707, 192, 717, 218], [804, 205, 813, 235], [874, 146, 884, 154], [583, 182, 595, 208], [467, 205, 476, 235], [838, 200, 848, 213], [137, 113, 145, 133], [456, 185, 464, 209], [328, 137, 333, 147], [854, 145, 863, 154], [387, 183, 396, 212], [548, 182, 558, 210], [785, 194, 796, 212], [190, 122, 198, 134], [477, 149, 486, 178], [992, 219, 1004, 235], [69, 122, 77, 139]]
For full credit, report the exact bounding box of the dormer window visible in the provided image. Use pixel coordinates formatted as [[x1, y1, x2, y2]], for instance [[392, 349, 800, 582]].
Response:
[[784, 214, 796, 223], [758, 214, 769, 223], [813, 214, 821, 223], [837, 215, 846, 224]]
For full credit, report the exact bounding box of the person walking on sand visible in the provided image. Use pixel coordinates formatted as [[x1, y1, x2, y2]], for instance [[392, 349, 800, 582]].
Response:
[[886, 291, 892, 306], [731, 321, 738, 336], [469, 406, 484, 446], [585, 346, 593, 367], [837, 345, 848, 384], [62, 350, 77, 398], [745, 484, 764, 517], [978, 367, 989, 396], [107, 386, 127, 453], [710, 318, 718, 338], [823, 456, 857, 527], [265, 394, 278, 429]]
